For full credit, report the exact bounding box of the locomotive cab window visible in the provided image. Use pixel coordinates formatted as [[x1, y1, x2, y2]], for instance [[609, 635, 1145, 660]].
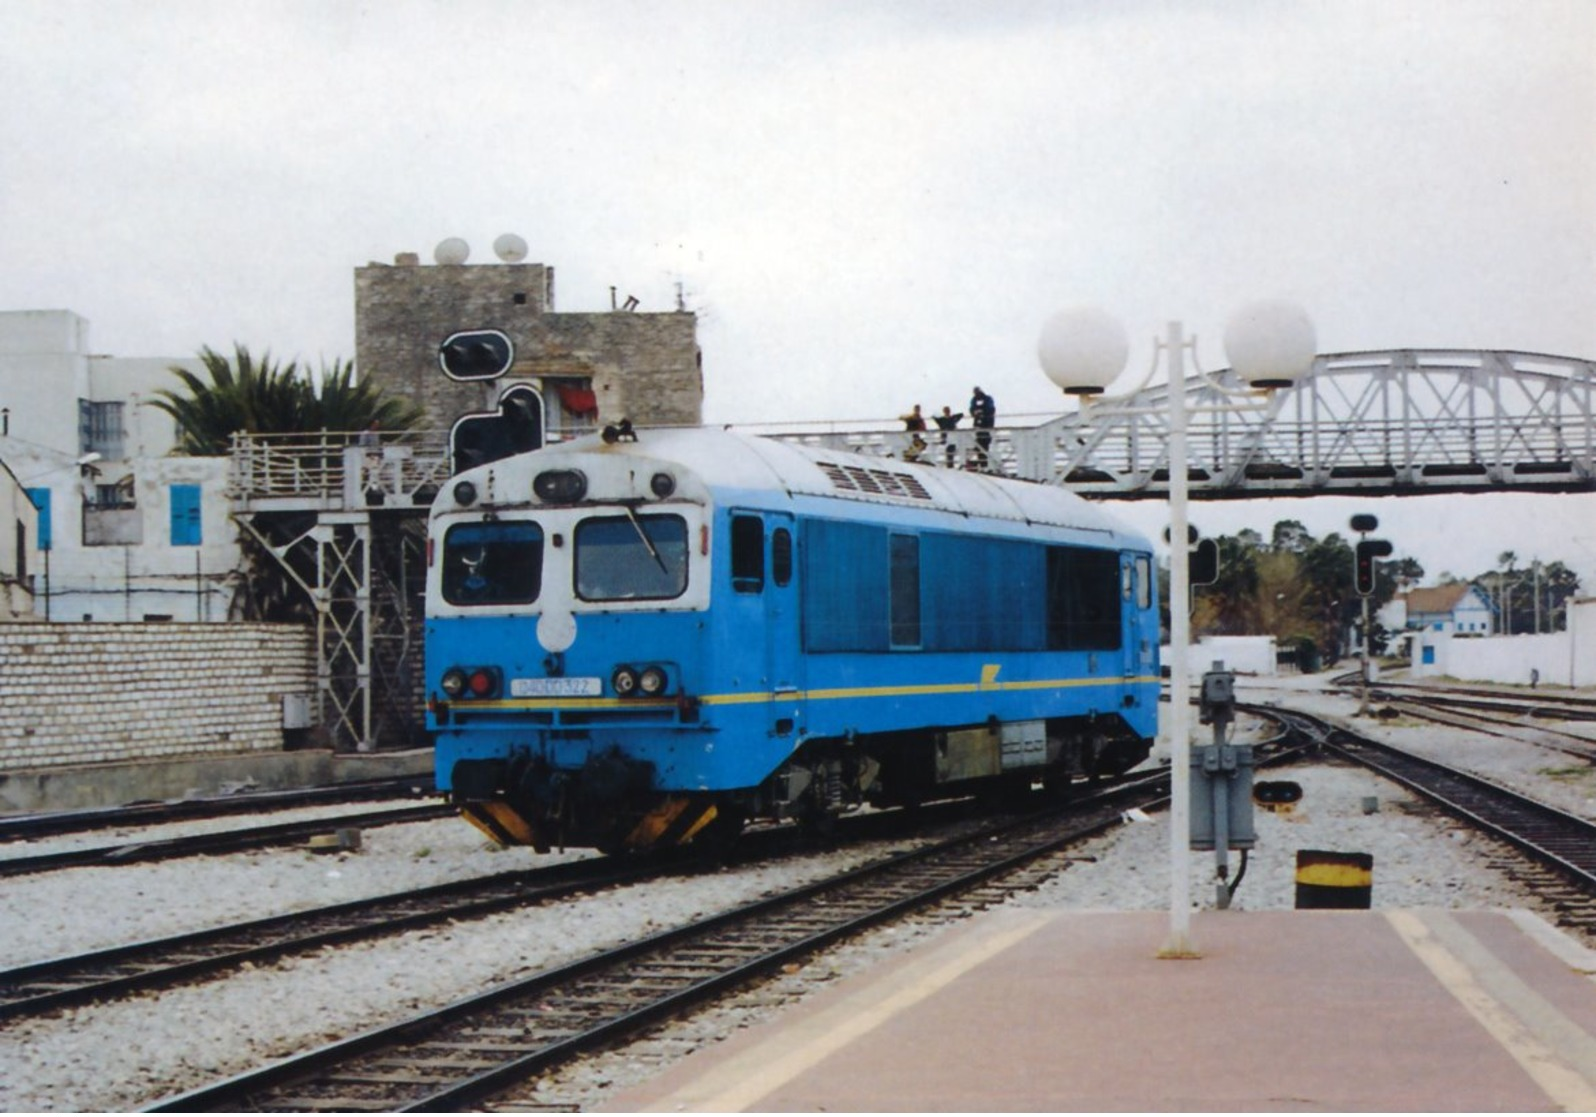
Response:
[[575, 513, 689, 601], [442, 521, 543, 605], [1135, 555, 1152, 609], [731, 514, 764, 593]]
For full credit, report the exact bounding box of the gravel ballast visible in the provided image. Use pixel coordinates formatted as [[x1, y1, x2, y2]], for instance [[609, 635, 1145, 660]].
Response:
[[2, 674, 1593, 1111]]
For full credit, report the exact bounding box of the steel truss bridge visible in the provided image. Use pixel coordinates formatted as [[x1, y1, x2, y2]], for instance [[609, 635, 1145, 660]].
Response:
[[230, 348, 1594, 750]]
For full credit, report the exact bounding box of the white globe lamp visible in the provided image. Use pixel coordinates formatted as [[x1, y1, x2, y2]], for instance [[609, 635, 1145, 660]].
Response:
[[1223, 299, 1317, 388], [1038, 307, 1131, 395]]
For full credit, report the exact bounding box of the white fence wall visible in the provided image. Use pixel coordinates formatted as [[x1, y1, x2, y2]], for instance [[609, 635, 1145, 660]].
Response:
[[0, 622, 315, 772], [1164, 635, 1279, 677], [1411, 598, 1596, 687]]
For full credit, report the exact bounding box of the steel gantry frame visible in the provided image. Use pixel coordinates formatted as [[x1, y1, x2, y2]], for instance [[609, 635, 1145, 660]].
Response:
[[227, 348, 1595, 750], [230, 431, 450, 752]]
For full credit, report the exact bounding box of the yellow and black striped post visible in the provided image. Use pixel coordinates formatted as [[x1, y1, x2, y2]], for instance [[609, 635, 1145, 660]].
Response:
[[1294, 849, 1373, 909]]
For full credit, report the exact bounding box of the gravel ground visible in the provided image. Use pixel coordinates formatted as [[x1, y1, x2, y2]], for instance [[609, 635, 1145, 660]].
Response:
[[1, 671, 1592, 1112]]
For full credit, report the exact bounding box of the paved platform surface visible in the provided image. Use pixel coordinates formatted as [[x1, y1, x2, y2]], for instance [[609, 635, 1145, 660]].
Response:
[[606, 908, 1596, 1112]]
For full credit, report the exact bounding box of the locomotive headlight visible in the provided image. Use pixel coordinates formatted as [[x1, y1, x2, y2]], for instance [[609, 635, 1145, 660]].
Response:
[[440, 668, 468, 698], [649, 472, 676, 499], [533, 469, 588, 503], [611, 665, 639, 697], [638, 666, 668, 696], [452, 480, 478, 506]]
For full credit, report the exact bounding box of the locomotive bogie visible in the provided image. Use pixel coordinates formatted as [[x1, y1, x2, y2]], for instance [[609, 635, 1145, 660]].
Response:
[[425, 429, 1160, 853]]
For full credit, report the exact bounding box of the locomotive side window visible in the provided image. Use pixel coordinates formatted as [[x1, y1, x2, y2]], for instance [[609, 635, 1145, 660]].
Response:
[[731, 514, 764, 593], [889, 534, 921, 648], [1136, 555, 1152, 609], [1045, 546, 1122, 650], [442, 521, 543, 605], [574, 514, 689, 601], [772, 527, 793, 587]]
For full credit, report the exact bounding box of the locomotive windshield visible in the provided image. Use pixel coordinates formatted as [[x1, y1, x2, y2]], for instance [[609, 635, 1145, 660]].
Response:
[[575, 513, 688, 601], [442, 521, 543, 605]]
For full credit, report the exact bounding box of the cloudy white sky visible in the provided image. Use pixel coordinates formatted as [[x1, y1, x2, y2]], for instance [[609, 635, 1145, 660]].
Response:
[[3, 1, 1593, 587]]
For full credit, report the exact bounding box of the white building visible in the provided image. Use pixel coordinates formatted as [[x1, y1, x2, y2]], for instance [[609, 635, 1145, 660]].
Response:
[[0, 310, 237, 621], [0, 457, 40, 619], [1388, 583, 1495, 636]]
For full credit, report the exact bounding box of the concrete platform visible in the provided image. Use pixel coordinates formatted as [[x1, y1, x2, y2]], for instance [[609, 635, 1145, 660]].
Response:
[[606, 908, 1596, 1112]]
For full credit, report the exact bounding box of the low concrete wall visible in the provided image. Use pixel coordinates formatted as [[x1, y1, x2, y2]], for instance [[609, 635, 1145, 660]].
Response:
[[1165, 635, 1278, 676], [0, 622, 315, 774]]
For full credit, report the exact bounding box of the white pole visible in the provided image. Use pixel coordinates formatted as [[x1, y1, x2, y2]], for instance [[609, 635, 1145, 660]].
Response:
[[1160, 320, 1197, 958]]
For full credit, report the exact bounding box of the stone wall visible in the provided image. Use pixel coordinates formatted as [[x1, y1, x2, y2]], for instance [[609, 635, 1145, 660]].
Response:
[[0, 622, 315, 772], [354, 257, 702, 432]]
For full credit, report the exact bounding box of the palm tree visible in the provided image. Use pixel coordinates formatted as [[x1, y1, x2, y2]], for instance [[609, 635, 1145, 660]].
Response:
[[151, 343, 422, 453]]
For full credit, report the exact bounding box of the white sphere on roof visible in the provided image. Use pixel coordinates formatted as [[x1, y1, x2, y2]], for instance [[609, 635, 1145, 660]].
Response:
[[434, 237, 470, 265], [493, 233, 528, 262]]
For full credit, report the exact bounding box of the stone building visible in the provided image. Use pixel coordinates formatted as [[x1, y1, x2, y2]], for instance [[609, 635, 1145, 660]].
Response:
[[354, 243, 703, 437]]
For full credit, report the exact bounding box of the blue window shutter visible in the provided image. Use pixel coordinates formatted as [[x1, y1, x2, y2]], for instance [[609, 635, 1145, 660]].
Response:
[[170, 484, 202, 545], [24, 488, 51, 551]]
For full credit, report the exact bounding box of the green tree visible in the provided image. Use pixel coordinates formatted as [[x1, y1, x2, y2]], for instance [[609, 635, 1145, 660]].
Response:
[[151, 343, 422, 453]]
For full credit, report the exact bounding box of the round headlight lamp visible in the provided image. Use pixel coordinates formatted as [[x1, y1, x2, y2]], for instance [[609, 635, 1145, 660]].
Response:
[[452, 480, 478, 506], [649, 472, 676, 498], [611, 665, 639, 697], [639, 666, 668, 696], [440, 668, 468, 698]]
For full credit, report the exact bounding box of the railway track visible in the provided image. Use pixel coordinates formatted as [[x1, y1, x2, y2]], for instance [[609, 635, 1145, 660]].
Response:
[[1263, 704, 1596, 933], [0, 803, 452, 878], [0, 797, 995, 1024], [146, 776, 1168, 1113], [0, 776, 435, 843]]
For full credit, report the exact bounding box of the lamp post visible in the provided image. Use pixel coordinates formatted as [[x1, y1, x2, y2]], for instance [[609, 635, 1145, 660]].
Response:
[[1039, 302, 1316, 958]]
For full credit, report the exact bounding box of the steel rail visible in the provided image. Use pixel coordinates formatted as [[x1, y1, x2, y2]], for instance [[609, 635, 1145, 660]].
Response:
[[145, 777, 1167, 1114], [1264, 705, 1596, 889], [0, 777, 435, 843], [0, 804, 451, 878]]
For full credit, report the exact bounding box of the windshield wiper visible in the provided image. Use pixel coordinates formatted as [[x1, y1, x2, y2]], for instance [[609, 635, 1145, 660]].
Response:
[[621, 503, 669, 574]]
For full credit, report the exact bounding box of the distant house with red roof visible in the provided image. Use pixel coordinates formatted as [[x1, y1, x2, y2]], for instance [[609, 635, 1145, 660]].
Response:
[[1390, 583, 1495, 636]]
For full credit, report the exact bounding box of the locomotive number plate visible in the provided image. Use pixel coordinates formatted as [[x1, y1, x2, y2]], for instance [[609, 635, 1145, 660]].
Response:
[[510, 677, 603, 698]]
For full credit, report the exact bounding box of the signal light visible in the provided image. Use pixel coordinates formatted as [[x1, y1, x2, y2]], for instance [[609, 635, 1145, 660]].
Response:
[[439, 330, 514, 381], [612, 665, 639, 697], [1190, 537, 1220, 586], [639, 666, 668, 696], [468, 668, 499, 699], [1354, 538, 1393, 596]]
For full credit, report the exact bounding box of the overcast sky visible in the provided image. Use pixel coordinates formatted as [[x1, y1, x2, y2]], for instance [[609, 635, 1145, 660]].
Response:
[[3, 1, 1593, 589]]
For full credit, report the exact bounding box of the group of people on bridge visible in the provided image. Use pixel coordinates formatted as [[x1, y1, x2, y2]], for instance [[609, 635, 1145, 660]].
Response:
[[900, 387, 996, 470]]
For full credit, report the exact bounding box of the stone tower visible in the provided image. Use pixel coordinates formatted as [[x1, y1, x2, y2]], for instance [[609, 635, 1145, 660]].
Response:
[[354, 246, 702, 435]]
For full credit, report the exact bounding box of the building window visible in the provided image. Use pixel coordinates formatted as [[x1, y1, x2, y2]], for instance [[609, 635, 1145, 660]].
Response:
[[79, 400, 126, 459], [24, 488, 50, 551], [170, 484, 202, 546]]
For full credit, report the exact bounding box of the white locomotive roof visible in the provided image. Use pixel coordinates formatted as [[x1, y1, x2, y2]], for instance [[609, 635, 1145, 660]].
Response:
[[562, 427, 1138, 541]]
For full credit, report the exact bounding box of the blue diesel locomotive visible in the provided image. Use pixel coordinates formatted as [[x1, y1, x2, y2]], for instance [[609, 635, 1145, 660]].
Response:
[[426, 427, 1160, 853]]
